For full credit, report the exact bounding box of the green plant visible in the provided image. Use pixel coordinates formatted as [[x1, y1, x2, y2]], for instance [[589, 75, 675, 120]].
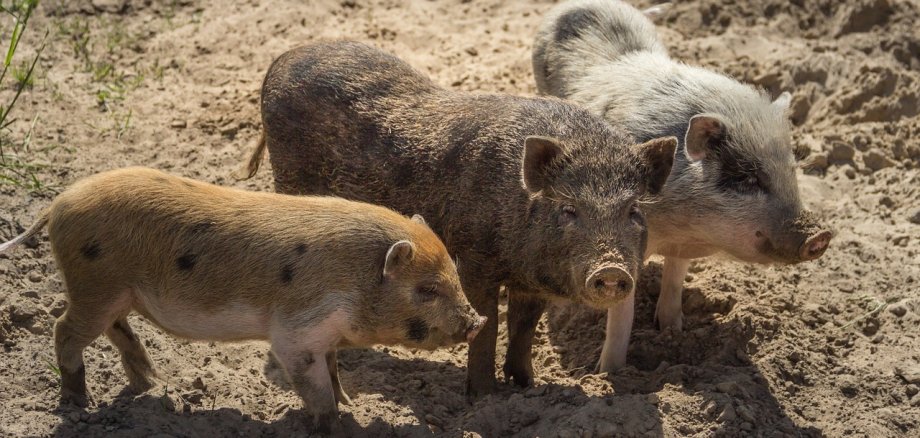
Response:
[[1, 0, 53, 192], [43, 357, 61, 378], [0, 0, 45, 134], [10, 60, 33, 88]]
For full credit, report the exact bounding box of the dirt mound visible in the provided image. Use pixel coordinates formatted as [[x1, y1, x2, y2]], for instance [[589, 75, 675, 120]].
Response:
[[0, 0, 917, 436]]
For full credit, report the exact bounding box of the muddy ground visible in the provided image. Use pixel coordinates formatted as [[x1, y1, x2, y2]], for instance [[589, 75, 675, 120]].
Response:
[[0, 0, 918, 436]]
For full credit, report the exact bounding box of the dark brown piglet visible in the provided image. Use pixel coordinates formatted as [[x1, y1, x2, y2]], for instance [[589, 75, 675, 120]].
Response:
[[246, 41, 676, 396]]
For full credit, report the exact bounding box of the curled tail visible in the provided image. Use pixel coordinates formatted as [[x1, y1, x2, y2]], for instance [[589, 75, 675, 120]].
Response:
[[237, 130, 268, 180], [533, 0, 668, 97], [0, 210, 49, 254]]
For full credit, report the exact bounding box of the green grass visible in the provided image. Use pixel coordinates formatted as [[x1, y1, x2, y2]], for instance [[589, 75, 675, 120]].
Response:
[[10, 60, 34, 88], [43, 357, 62, 378], [0, 0, 53, 193]]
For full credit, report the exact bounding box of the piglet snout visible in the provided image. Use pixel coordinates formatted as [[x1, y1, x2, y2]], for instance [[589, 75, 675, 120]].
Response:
[[466, 316, 488, 343], [586, 265, 634, 300], [799, 230, 832, 261]]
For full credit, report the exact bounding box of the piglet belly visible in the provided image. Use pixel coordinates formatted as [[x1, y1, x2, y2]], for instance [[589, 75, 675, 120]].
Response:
[[134, 292, 271, 341]]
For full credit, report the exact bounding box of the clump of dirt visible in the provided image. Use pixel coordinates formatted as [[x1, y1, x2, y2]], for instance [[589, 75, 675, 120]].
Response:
[[1, 1, 918, 436]]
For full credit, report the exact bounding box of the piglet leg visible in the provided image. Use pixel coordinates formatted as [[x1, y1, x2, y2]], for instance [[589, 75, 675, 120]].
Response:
[[326, 350, 351, 405], [655, 257, 690, 331], [271, 339, 338, 433], [597, 290, 635, 373]]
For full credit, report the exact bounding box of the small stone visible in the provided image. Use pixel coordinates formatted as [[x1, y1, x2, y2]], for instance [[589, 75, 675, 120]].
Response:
[[839, 374, 859, 397], [828, 142, 855, 163], [906, 384, 919, 398], [896, 365, 920, 385], [464, 47, 479, 56], [92, 0, 127, 13], [807, 152, 829, 171], [844, 166, 856, 179], [10, 303, 43, 323], [170, 120, 187, 129], [424, 414, 443, 428], [192, 377, 206, 391], [68, 412, 82, 423], [737, 404, 756, 422], [863, 149, 896, 172], [888, 304, 907, 317], [741, 422, 753, 431], [28, 271, 43, 283], [519, 410, 540, 427], [525, 385, 547, 397], [879, 196, 896, 209], [645, 393, 659, 405], [22, 290, 39, 299], [909, 210, 920, 225], [717, 405, 736, 422], [715, 382, 737, 394]]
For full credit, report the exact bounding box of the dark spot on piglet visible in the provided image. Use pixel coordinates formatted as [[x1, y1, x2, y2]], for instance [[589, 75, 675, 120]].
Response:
[[281, 264, 294, 284], [81, 242, 101, 260], [406, 318, 429, 342], [295, 244, 307, 255], [176, 253, 197, 271]]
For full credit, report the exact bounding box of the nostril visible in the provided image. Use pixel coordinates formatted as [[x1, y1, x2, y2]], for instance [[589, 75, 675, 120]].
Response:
[[594, 278, 606, 289], [616, 279, 629, 291], [809, 240, 826, 254]]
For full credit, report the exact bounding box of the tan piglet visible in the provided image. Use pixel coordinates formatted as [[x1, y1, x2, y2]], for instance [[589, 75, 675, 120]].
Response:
[[0, 167, 485, 431]]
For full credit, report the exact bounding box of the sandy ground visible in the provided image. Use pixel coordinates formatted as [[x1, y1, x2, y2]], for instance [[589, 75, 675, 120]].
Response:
[[1, 0, 918, 436]]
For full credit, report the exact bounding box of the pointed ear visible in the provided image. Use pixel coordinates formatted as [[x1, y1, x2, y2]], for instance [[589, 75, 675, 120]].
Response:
[[773, 91, 792, 110], [633, 136, 677, 195], [684, 114, 726, 162], [383, 240, 415, 279], [522, 136, 566, 194], [410, 214, 427, 226]]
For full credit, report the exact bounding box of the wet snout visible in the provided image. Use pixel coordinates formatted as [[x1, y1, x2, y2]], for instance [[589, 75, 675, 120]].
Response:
[[585, 264, 635, 304], [756, 211, 834, 263], [465, 316, 488, 343], [799, 230, 832, 261]]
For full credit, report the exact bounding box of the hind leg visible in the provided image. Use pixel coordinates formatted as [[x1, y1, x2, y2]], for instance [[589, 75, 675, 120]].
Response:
[[105, 316, 157, 393], [54, 310, 109, 407], [54, 285, 133, 407]]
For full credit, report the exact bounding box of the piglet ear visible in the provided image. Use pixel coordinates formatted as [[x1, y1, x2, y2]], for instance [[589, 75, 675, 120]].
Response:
[[684, 114, 726, 162], [522, 136, 566, 194], [411, 214, 427, 226], [633, 136, 677, 195], [383, 240, 415, 279]]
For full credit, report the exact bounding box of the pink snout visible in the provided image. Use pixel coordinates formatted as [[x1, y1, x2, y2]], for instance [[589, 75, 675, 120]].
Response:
[[466, 316, 488, 343], [586, 265, 635, 303], [799, 230, 833, 261]]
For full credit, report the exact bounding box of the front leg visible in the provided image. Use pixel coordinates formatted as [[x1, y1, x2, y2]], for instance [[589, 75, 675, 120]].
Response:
[[503, 290, 545, 387], [465, 280, 500, 398], [597, 290, 635, 373], [271, 340, 337, 433], [656, 257, 690, 331], [326, 350, 351, 405]]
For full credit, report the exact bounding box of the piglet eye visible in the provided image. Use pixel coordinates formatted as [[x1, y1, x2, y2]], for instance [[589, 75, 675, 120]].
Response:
[[561, 204, 577, 221], [416, 285, 439, 302]]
